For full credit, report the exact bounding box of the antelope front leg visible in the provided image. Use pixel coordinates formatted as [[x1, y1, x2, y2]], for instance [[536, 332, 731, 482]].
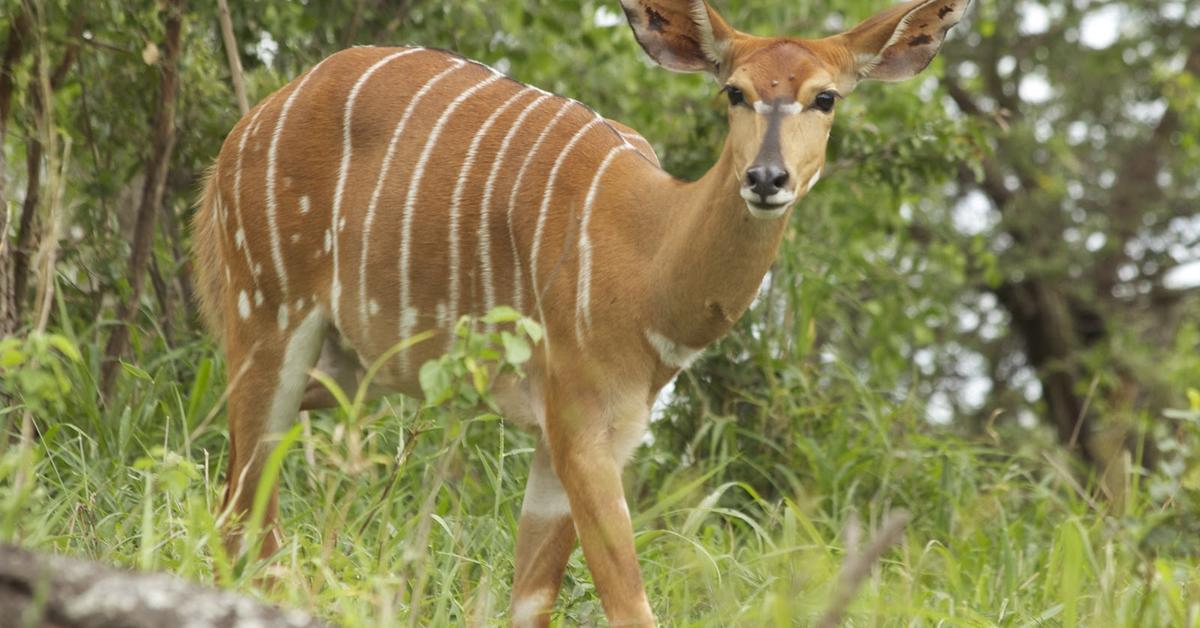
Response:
[[544, 386, 655, 626], [511, 440, 577, 627]]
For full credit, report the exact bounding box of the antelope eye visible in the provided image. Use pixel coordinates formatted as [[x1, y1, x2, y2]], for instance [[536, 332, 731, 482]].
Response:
[[813, 90, 838, 113], [722, 85, 747, 107]]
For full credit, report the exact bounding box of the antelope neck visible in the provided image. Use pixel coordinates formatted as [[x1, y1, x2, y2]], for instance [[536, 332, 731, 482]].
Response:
[[645, 137, 791, 350]]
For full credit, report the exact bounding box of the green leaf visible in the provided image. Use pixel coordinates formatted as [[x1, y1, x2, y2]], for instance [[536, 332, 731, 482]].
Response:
[[482, 306, 523, 325], [518, 318, 544, 343], [45, 334, 82, 362], [121, 361, 153, 382], [419, 359, 452, 405], [501, 332, 531, 365]]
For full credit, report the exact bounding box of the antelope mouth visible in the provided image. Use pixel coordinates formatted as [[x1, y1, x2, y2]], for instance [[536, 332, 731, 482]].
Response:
[[741, 188, 796, 218]]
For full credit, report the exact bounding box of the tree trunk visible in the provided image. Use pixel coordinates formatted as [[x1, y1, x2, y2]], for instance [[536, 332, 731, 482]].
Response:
[[0, 8, 31, 338], [100, 0, 186, 396], [0, 544, 329, 627], [997, 280, 1099, 465]]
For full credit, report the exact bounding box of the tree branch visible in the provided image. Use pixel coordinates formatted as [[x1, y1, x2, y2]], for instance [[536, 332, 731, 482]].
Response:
[[100, 0, 187, 395]]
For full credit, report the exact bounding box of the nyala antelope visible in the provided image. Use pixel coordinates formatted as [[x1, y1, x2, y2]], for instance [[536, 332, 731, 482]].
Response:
[[193, 0, 969, 624]]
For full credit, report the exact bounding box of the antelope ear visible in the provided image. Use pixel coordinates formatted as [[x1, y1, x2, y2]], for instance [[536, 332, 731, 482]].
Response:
[[620, 0, 737, 75], [836, 0, 971, 82]]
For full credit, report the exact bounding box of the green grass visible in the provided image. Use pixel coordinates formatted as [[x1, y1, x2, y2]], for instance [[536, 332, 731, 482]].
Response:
[[1, 328, 1197, 627]]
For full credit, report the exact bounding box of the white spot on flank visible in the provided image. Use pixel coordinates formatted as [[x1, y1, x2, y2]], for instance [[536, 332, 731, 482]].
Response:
[[435, 301, 449, 330], [359, 58, 465, 354], [400, 308, 419, 343], [238, 290, 250, 320], [576, 145, 634, 342], [398, 70, 501, 355], [323, 229, 332, 252], [266, 58, 329, 299], [479, 93, 553, 325], [511, 589, 553, 628], [294, 298, 304, 311], [448, 85, 533, 342], [235, 228, 245, 249], [530, 117, 603, 310], [277, 304, 290, 330], [368, 299, 380, 316], [254, 290, 264, 306], [290, 233, 300, 243], [646, 329, 702, 369], [254, 262, 263, 276], [224, 265, 231, 283], [506, 99, 576, 314], [298, 195, 311, 214]]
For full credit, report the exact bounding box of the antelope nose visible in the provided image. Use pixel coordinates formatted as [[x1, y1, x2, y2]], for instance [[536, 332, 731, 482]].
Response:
[[745, 164, 790, 199]]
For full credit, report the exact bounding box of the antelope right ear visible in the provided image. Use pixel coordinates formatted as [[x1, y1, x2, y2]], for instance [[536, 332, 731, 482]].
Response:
[[620, 0, 737, 76]]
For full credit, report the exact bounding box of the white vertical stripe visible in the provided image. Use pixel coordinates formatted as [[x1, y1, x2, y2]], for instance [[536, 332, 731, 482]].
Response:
[[479, 93, 553, 329], [231, 95, 275, 296], [330, 47, 424, 332], [398, 63, 490, 373], [447, 86, 533, 342], [265, 58, 329, 299], [621, 131, 654, 155], [504, 99, 576, 314], [410, 70, 508, 345], [358, 59, 466, 339], [529, 117, 602, 307], [575, 145, 634, 342]]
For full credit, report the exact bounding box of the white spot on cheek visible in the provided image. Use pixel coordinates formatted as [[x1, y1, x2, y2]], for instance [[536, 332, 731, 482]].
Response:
[[298, 195, 311, 214], [806, 168, 822, 193], [238, 291, 250, 320]]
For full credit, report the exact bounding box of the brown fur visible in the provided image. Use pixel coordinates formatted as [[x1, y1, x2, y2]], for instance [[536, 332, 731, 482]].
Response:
[[191, 167, 226, 346]]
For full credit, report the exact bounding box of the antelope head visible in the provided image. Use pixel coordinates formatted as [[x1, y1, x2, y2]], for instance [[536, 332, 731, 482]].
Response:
[[621, 0, 971, 218]]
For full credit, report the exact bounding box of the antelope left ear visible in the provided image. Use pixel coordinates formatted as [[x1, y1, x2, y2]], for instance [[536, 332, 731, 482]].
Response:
[[834, 0, 971, 83]]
